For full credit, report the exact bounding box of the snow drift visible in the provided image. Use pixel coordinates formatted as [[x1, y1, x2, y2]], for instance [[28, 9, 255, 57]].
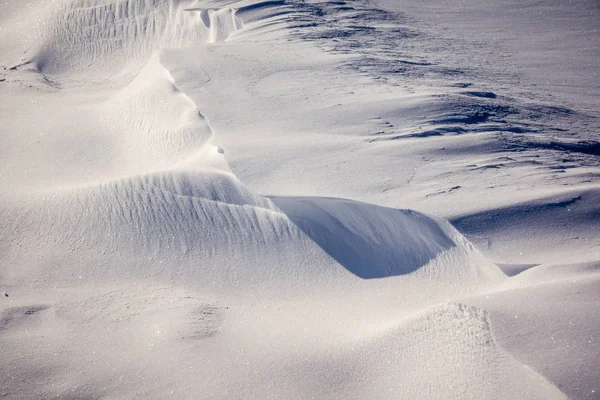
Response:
[[1, 0, 597, 398]]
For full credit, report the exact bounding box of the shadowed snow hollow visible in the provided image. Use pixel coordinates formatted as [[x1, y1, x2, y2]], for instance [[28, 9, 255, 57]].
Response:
[[272, 196, 495, 279]]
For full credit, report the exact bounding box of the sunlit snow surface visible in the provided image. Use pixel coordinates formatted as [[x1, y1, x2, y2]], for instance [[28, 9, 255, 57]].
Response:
[[0, 0, 598, 399]]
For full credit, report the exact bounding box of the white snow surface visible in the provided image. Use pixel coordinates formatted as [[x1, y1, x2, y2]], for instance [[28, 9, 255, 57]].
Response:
[[0, 0, 598, 398]]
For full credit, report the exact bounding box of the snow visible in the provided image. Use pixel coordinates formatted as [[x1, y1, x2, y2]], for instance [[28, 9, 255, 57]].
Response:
[[0, 0, 598, 398]]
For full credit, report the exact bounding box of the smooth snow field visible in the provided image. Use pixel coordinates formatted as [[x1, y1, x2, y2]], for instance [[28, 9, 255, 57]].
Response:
[[0, 0, 598, 398]]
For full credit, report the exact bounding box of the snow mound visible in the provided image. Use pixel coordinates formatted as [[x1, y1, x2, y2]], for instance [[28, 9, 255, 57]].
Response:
[[1, 169, 501, 289], [354, 303, 567, 399], [22, 0, 249, 79]]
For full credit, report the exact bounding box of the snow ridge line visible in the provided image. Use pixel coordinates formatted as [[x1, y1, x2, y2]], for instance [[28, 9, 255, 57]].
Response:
[[159, 54, 222, 168]]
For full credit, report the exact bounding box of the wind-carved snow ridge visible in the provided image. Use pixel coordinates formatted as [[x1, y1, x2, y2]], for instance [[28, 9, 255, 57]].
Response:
[[78, 1, 254, 174], [105, 53, 230, 175], [24, 0, 246, 80], [32, 0, 202, 74], [202, 7, 242, 43], [1, 174, 505, 289]]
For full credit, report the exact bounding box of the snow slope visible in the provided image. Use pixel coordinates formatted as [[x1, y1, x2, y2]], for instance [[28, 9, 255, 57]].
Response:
[[0, 0, 598, 398]]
